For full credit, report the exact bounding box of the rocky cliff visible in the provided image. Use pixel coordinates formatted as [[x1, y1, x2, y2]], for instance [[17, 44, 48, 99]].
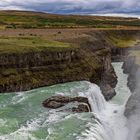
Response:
[[0, 31, 118, 101], [0, 47, 116, 100], [1, 29, 139, 100]]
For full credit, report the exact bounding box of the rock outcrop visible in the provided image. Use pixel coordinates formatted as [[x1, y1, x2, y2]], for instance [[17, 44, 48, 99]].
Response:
[[42, 96, 91, 113], [0, 30, 118, 100], [111, 47, 129, 62]]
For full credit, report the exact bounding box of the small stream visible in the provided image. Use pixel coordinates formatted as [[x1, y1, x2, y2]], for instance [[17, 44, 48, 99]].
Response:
[[0, 62, 131, 140]]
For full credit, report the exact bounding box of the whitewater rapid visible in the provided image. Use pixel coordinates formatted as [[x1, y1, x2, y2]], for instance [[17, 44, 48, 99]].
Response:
[[0, 62, 131, 140], [77, 62, 131, 140]]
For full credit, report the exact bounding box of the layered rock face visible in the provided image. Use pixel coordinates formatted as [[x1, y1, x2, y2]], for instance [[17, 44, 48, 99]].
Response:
[[111, 48, 128, 62], [0, 48, 103, 92], [0, 30, 118, 100]]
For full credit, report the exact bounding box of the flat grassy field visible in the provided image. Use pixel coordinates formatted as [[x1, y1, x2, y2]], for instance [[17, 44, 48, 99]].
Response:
[[0, 10, 140, 29], [0, 36, 74, 54]]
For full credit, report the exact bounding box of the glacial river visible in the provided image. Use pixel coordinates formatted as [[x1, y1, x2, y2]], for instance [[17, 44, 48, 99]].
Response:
[[0, 62, 131, 140]]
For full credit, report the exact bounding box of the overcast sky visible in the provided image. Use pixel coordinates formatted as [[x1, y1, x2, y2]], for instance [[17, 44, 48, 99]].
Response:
[[0, 0, 140, 18]]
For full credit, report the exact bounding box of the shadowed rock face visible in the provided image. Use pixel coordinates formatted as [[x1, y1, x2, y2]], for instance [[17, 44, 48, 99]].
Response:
[[42, 96, 91, 113], [100, 84, 116, 101]]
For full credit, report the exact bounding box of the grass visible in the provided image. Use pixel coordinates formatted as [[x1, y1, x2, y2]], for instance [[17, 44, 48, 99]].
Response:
[[112, 38, 138, 48], [0, 10, 139, 29], [108, 33, 140, 48], [0, 36, 75, 54]]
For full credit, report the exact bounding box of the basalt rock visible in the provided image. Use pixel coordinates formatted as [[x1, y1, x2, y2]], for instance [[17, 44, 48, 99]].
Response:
[[111, 47, 128, 62], [100, 84, 116, 101], [72, 104, 90, 113], [42, 95, 91, 112]]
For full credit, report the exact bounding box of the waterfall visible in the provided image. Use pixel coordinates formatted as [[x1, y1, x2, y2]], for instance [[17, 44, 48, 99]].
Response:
[[0, 63, 131, 140], [78, 82, 106, 113], [77, 82, 114, 140], [77, 62, 131, 140]]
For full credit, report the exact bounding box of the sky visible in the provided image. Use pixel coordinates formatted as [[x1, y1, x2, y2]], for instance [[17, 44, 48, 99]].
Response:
[[0, 0, 140, 18]]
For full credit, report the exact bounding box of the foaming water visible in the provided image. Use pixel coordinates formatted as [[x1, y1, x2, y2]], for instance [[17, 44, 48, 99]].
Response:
[[78, 83, 106, 113], [77, 62, 131, 140], [0, 62, 131, 140]]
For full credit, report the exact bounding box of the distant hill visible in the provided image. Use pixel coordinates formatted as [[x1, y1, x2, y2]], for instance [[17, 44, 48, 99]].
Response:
[[0, 10, 140, 29]]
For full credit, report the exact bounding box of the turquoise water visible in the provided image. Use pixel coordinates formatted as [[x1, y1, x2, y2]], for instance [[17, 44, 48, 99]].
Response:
[[0, 82, 98, 140], [0, 62, 131, 140]]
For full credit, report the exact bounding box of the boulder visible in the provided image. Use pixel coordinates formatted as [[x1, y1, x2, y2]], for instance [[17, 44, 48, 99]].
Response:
[[42, 95, 91, 112]]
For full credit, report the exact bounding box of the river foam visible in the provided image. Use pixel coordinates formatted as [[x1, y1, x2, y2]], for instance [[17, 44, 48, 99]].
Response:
[[0, 62, 131, 140]]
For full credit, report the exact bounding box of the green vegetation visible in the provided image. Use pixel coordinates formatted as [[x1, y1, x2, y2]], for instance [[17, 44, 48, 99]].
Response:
[[0, 11, 140, 29], [106, 30, 140, 48], [110, 37, 139, 48], [0, 36, 74, 54]]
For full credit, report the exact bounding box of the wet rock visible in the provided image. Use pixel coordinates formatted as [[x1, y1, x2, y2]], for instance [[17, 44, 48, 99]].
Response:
[[42, 96, 70, 108], [42, 95, 91, 112], [113, 110, 118, 114], [72, 104, 90, 113], [43, 101, 65, 109], [100, 84, 116, 101]]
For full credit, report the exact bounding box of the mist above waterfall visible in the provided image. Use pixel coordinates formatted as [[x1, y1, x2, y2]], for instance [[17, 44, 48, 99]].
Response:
[[125, 67, 140, 140]]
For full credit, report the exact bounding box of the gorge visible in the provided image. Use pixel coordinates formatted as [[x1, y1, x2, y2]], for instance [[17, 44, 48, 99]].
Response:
[[0, 28, 140, 140]]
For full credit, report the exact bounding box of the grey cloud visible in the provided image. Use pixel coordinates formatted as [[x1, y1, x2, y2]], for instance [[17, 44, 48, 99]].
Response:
[[0, 0, 139, 17]]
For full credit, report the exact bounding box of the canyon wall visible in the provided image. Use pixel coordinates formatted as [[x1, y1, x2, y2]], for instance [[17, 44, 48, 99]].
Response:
[[1, 30, 139, 100]]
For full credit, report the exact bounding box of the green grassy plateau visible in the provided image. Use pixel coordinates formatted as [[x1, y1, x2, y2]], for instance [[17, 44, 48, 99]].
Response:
[[0, 36, 74, 54], [0, 10, 140, 29]]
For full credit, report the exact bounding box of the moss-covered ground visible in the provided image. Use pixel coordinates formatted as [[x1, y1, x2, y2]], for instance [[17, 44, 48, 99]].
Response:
[[0, 36, 75, 54]]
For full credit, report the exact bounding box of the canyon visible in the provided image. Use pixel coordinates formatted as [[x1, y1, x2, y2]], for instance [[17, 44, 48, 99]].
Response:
[[1, 29, 139, 101]]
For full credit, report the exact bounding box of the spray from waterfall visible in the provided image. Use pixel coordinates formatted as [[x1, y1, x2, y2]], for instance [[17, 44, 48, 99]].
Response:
[[126, 67, 140, 140]]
